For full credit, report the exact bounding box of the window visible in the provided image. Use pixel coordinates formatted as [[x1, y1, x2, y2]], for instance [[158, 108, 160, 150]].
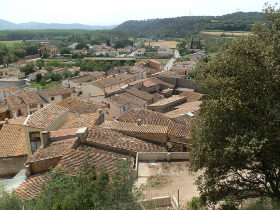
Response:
[[17, 109, 22, 116], [29, 132, 41, 154], [123, 106, 126, 111], [29, 104, 37, 109], [51, 97, 54, 101], [40, 104, 43, 108]]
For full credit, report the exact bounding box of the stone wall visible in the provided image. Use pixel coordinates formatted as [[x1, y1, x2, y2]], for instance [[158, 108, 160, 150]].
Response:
[[29, 157, 61, 175], [0, 155, 27, 178]]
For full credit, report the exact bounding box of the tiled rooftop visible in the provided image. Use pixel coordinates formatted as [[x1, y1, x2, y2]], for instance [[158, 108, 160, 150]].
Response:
[[61, 113, 101, 129], [0, 103, 8, 113], [101, 121, 168, 134], [174, 101, 202, 110], [118, 109, 191, 138], [107, 92, 148, 107], [148, 95, 187, 107], [57, 144, 133, 174], [15, 173, 46, 200], [0, 124, 27, 158], [26, 137, 78, 164], [164, 101, 201, 119], [24, 104, 69, 129], [125, 87, 154, 101], [38, 87, 73, 97], [49, 128, 79, 139], [6, 91, 46, 109], [86, 126, 166, 155], [8, 116, 27, 125], [2, 86, 22, 94], [57, 97, 106, 114], [89, 73, 134, 89], [68, 72, 104, 83], [179, 91, 204, 102]]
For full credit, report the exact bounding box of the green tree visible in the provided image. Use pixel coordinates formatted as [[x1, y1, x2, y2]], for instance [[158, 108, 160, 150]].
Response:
[[36, 73, 42, 83], [190, 6, 280, 205], [21, 63, 36, 75], [50, 73, 62, 81], [22, 160, 141, 210], [60, 47, 71, 54], [35, 59, 45, 70]]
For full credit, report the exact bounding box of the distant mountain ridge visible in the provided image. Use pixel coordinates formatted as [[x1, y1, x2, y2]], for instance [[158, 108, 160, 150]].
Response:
[[0, 19, 116, 30], [115, 12, 266, 38]]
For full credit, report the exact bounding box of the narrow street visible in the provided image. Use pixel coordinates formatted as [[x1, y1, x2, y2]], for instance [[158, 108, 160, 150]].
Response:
[[163, 50, 180, 71]]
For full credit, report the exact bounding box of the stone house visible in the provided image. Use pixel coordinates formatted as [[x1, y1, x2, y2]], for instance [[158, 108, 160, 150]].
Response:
[[148, 60, 161, 71], [0, 124, 27, 177], [158, 49, 174, 58], [0, 67, 24, 79], [37, 87, 75, 104], [81, 73, 135, 97], [62, 72, 104, 95], [23, 104, 72, 157], [6, 91, 47, 118], [171, 66, 194, 76], [130, 67, 147, 80]]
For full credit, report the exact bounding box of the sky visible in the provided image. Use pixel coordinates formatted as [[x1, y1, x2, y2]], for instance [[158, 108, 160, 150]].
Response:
[[0, 0, 278, 26]]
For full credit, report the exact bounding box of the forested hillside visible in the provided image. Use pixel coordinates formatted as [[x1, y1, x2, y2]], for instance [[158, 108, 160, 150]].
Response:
[[115, 12, 265, 39]]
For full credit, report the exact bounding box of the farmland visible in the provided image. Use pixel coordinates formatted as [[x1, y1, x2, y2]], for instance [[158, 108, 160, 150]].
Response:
[[201, 30, 251, 36], [145, 41, 179, 49]]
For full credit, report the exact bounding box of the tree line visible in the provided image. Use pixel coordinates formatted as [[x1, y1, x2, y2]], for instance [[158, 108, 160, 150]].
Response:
[[116, 12, 265, 39]]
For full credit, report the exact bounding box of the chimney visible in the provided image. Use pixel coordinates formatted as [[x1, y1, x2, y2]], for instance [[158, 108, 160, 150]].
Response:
[[97, 109, 105, 125], [76, 127, 88, 142], [42, 131, 49, 147], [136, 118, 142, 126]]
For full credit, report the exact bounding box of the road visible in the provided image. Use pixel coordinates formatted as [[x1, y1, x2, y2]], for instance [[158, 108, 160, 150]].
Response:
[[163, 50, 180, 71]]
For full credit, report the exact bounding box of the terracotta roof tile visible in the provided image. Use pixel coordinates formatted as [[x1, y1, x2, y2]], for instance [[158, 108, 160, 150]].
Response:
[[49, 128, 79, 139], [26, 137, 78, 163], [85, 126, 165, 155], [8, 116, 27, 125], [57, 97, 105, 114], [148, 95, 187, 107], [118, 109, 191, 138], [38, 87, 73, 97], [2, 86, 22, 94], [125, 87, 154, 101], [0, 124, 27, 158], [15, 173, 46, 200], [57, 144, 133, 174], [88, 73, 134, 89], [24, 104, 69, 129], [61, 113, 101, 129], [6, 91, 46, 109], [107, 92, 148, 107], [68, 72, 104, 83], [101, 121, 168, 134], [179, 91, 204, 102]]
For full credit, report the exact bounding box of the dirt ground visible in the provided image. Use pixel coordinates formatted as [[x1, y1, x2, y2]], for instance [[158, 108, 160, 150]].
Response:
[[145, 41, 179, 49], [201, 31, 251, 36], [136, 161, 203, 206]]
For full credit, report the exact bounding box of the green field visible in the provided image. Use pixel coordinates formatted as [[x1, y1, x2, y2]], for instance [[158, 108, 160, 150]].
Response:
[[28, 81, 62, 89]]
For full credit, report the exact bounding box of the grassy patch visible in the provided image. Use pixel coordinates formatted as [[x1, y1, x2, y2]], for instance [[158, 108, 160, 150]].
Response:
[[206, 52, 217, 57], [147, 175, 171, 189], [27, 81, 61, 89]]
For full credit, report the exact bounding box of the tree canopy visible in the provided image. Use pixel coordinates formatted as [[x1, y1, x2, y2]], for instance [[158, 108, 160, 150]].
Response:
[[190, 5, 280, 206], [0, 160, 142, 210], [116, 12, 265, 39]]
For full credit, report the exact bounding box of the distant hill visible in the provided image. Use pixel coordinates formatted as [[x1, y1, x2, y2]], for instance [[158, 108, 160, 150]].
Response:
[[0, 19, 116, 30], [115, 12, 266, 38]]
